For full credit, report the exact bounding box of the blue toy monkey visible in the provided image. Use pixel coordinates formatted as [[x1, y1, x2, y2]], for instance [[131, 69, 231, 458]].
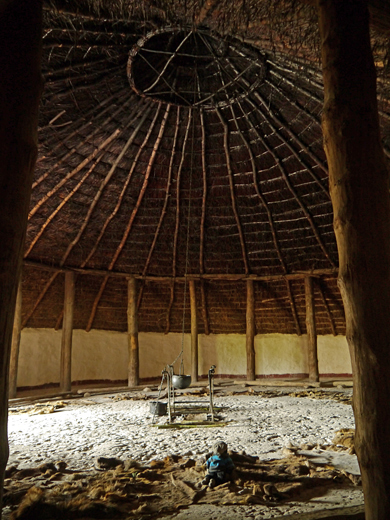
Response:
[[202, 441, 235, 488]]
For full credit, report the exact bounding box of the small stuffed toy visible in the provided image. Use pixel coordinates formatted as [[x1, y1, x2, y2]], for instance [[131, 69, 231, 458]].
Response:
[[201, 441, 235, 488]]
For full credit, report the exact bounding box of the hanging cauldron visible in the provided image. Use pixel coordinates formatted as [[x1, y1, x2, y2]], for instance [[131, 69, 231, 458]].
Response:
[[149, 401, 167, 416], [171, 374, 192, 389]]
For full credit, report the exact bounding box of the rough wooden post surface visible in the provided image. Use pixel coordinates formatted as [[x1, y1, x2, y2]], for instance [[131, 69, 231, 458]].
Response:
[[128, 276, 139, 387], [305, 276, 319, 382], [246, 279, 256, 381], [189, 280, 198, 383], [60, 271, 75, 392], [319, 1, 390, 518], [9, 279, 22, 399], [0, 0, 43, 508]]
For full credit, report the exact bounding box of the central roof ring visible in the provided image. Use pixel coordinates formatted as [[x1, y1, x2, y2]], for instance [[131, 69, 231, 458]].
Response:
[[128, 26, 267, 109]]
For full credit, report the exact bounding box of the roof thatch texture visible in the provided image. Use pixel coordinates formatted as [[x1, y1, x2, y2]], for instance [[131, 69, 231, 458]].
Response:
[[21, 0, 390, 334]]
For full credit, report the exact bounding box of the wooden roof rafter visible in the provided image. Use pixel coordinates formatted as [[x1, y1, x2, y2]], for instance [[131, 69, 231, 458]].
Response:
[[137, 106, 181, 311], [78, 105, 154, 268], [31, 94, 136, 193], [36, 86, 129, 154], [142, 106, 181, 278], [235, 95, 334, 268], [172, 109, 192, 279], [232, 99, 288, 273], [25, 153, 106, 257], [26, 105, 154, 327], [86, 103, 171, 330], [245, 80, 329, 197], [216, 107, 250, 275]]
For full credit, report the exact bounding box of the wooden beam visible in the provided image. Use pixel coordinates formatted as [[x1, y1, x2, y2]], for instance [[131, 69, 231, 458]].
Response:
[[189, 280, 198, 383], [127, 276, 139, 387], [9, 279, 22, 399], [23, 259, 338, 282], [60, 271, 75, 392], [246, 280, 256, 381], [0, 0, 42, 506], [305, 276, 319, 382], [319, 1, 390, 516]]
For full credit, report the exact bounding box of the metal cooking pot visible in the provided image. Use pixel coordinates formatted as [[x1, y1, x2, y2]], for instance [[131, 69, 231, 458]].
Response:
[[150, 401, 167, 416], [171, 374, 192, 389]]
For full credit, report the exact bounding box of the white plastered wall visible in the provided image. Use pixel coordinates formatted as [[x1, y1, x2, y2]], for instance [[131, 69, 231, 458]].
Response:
[[255, 334, 309, 376], [17, 329, 352, 388], [318, 335, 352, 375]]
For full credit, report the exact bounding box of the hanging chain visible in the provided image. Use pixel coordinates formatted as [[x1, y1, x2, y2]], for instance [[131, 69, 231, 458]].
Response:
[[151, 370, 166, 424], [170, 107, 195, 370], [171, 39, 197, 371]]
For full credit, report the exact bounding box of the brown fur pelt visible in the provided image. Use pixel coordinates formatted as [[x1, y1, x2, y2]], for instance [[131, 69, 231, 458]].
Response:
[[11, 486, 122, 520]]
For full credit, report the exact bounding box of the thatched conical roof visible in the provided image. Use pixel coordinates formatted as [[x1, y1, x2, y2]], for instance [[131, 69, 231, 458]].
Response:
[[21, 1, 390, 335]]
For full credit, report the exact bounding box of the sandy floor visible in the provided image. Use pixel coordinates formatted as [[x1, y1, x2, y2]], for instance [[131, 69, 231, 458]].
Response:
[[6, 381, 364, 519]]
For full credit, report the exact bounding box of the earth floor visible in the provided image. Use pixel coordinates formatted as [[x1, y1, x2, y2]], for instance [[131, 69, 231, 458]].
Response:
[[4, 380, 364, 519]]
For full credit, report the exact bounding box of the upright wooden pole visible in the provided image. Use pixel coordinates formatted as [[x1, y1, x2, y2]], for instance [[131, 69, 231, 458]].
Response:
[[60, 271, 75, 392], [189, 280, 198, 383], [305, 277, 319, 382], [9, 279, 22, 399], [319, 2, 390, 518], [127, 276, 139, 387], [0, 0, 42, 508], [246, 280, 256, 381]]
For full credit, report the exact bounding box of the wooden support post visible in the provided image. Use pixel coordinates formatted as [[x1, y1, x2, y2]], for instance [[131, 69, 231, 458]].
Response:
[[246, 280, 256, 381], [305, 277, 319, 382], [0, 0, 42, 507], [319, 2, 390, 517], [60, 272, 75, 392], [127, 276, 139, 387], [9, 279, 22, 399], [189, 280, 198, 383]]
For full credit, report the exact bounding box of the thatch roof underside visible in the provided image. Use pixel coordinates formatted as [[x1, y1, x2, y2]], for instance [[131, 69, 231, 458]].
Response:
[[21, 1, 390, 335]]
